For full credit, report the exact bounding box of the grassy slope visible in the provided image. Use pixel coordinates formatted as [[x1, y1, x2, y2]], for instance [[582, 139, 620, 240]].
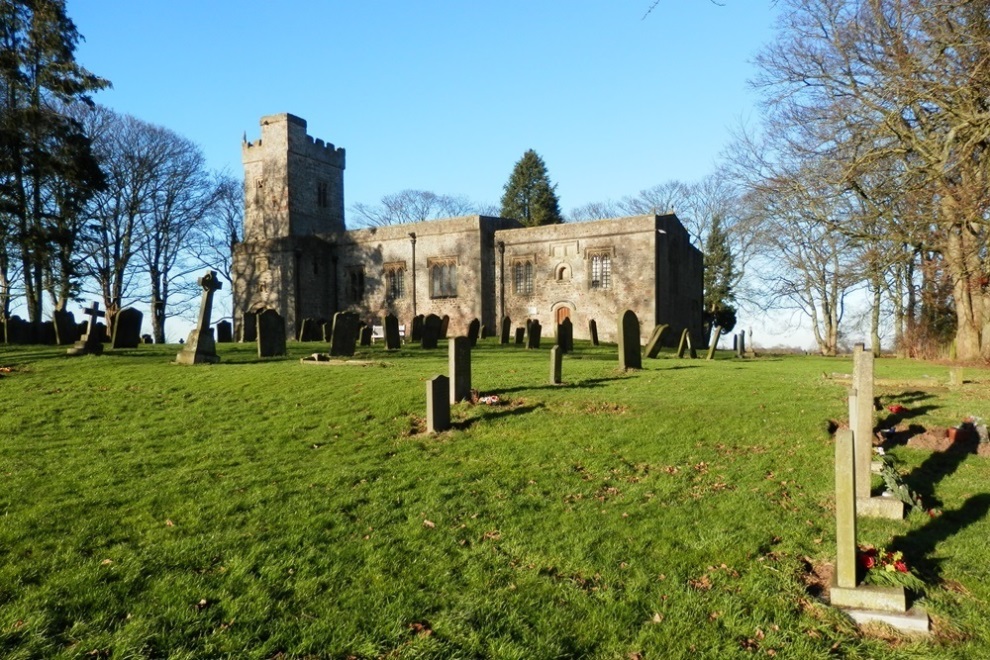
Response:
[[0, 341, 987, 659]]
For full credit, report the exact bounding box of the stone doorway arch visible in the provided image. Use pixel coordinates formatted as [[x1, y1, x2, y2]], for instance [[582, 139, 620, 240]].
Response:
[[552, 302, 574, 326]]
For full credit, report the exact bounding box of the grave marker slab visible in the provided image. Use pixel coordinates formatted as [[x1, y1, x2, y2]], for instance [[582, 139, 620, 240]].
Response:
[[588, 319, 599, 346], [550, 345, 562, 384], [422, 314, 442, 349], [514, 328, 525, 345], [467, 318, 481, 347], [449, 337, 471, 403], [644, 324, 669, 359], [240, 311, 257, 342], [359, 324, 372, 346], [500, 316, 511, 345], [526, 320, 542, 349], [67, 302, 106, 356], [175, 271, 222, 364], [112, 307, 143, 349], [706, 327, 722, 360], [216, 320, 233, 343], [52, 310, 78, 345], [329, 312, 359, 357], [617, 310, 641, 370], [440, 315, 450, 338], [384, 313, 401, 350], [411, 315, 424, 342], [427, 375, 451, 433], [557, 318, 573, 354], [142, 334, 154, 344], [257, 308, 287, 357]]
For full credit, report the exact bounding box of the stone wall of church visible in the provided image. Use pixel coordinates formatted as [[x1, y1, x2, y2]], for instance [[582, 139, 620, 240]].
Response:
[[494, 214, 702, 345]]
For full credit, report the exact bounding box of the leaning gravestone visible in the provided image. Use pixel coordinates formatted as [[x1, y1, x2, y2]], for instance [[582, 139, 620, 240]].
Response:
[[240, 311, 257, 342], [257, 308, 287, 357], [216, 320, 233, 343], [67, 302, 106, 356], [175, 271, 223, 365], [427, 375, 451, 433], [676, 328, 697, 359], [644, 324, 669, 359], [411, 315, 425, 342], [557, 318, 573, 354], [617, 310, 641, 370], [550, 345, 562, 385], [449, 336, 471, 403], [440, 315, 450, 338], [467, 318, 481, 347], [112, 307, 143, 349], [52, 310, 78, 345], [500, 316, 511, 345], [298, 317, 320, 342], [329, 312, 359, 357], [384, 313, 401, 350], [588, 319, 599, 346], [422, 314, 442, 349], [526, 320, 542, 349], [514, 328, 525, 345], [706, 327, 722, 360]]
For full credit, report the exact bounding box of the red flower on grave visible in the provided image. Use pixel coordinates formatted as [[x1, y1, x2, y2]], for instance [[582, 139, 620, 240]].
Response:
[[887, 404, 907, 414], [894, 561, 908, 573]]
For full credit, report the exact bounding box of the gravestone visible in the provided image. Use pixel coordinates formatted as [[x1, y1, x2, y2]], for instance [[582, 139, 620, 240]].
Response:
[[467, 318, 481, 347], [384, 313, 401, 350], [550, 345, 562, 385], [52, 310, 78, 345], [617, 310, 641, 370], [329, 312, 359, 357], [216, 320, 233, 343], [644, 324, 669, 359], [257, 308, 287, 357], [588, 319, 599, 346], [526, 320, 542, 349], [829, 429, 927, 631], [411, 315, 424, 342], [440, 315, 450, 338], [449, 336, 471, 403], [427, 375, 451, 433], [949, 367, 963, 388], [557, 318, 573, 354], [706, 327, 722, 360], [112, 307, 143, 349], [67, 302, 106, 356], [8, 316, 30, 344], [141, 334, 153, 344], [175, 271, 222, 365], [94, 322, 109, 343], [480, 324, 488, 340], [676, 329, 690, 358], [38, 321, 56, 345], [359, 324, 373, 346], [422, 314, 442, 349], [732, 334, 738, 353], [298, 317, 321, 342], [737, 331, 746, 358], [240, 311, 257, 342], [514, 328, 525, 345], [852, 344, 874, 501], [500, 316, 511, 345]]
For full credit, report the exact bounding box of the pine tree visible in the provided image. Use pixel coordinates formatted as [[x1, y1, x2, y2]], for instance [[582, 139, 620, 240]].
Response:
[[703, 214, 737, 332], [499, 149, 563, 227]]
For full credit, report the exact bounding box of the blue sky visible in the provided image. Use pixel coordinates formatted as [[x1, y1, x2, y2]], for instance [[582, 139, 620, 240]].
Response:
[[68, 1, 780, 216]]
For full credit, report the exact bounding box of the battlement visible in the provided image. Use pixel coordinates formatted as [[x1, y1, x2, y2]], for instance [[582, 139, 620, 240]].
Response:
[[242, 113, 345, 169]]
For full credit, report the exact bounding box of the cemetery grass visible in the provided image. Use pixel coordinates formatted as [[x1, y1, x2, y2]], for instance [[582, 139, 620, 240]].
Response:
[[0, 342, 988, 659]]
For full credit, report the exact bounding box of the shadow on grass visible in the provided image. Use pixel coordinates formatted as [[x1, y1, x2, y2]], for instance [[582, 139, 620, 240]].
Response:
[[454, 403, 545, 430], [901, 434, 982, 508], [890, 493, 990, 584], [495, 377, 619, 394]]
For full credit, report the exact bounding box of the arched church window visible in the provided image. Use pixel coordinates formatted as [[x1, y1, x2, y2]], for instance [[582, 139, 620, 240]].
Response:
[[590, 253, 612, 290], [428, 257, 458, 298], [512, 258, 534, 295]]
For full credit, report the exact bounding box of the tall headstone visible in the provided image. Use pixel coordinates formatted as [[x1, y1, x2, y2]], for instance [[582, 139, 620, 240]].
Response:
[[500, 316, 511, 345], [737, 331, 746, 358], [617, 310, 641, 370], [112, 307, 143, 349], [440, 315, 450, 338], [526, 320, 542, 349], [514, 328, 525, 345], [467, 318, 481, 347], [52, 310, 78, 345], [411, 315, 425, 342], [427, 375, 451, 433], [329, 312, 359, 357], [833, 429, 858, 589], [550, 345, 562, 385], [422, 314, 442, 349], [706, 327, 722, 360], [240, 311, 257, 342], [644, 324, 669, 359], [67, 302, 106, 356], [852, 344, 874, 500], [216, 320, 233, 343], [257, 308, 287, 357], [298, 317, 320, 341], [449, 337, 471, 403], [588, 319, 599, 346], [175, 271, 222, 365], [557, 318, 573, 354], [384, 313, 401, 350], [359, 324, 372, 346], [480, 324, 489, 340], [676, 328, 689, 358]]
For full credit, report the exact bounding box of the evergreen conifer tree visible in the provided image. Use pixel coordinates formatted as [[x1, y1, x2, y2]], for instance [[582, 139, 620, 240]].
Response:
[[499, 150, 563, 227], [703, 214, 737, 333]]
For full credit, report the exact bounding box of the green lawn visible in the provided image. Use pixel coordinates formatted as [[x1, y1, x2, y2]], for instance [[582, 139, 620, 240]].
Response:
[[0, 340, 987, 659]]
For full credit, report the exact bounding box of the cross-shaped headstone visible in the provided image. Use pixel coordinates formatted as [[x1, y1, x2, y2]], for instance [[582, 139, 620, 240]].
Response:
[[82, 301, 105, 336], [196, 271, 223, 331]]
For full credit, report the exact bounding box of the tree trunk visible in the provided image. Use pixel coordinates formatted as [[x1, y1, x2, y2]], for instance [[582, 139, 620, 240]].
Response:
[[944, 222, 985, 361], [870, 274, 881, 357]]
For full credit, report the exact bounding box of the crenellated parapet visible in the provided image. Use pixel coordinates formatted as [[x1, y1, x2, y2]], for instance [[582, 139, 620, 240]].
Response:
[[242, 113, 345, 170]]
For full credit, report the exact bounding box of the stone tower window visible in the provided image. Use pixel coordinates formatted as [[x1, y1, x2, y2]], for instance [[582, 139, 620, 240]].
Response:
[[428, 258, 458, 298], [590, 253, 612, 290], [346, 266, 365, 303], [317, 181, 328, 208]]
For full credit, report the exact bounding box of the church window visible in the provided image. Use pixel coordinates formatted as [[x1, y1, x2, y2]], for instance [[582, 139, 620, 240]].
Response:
[[590, 254, 612, 290], [384, 263, 406, 300], [346, 266, 365, 302], [317, 181, 328, 208], [428, 258, 458, 298], [513, 260, 534, 295]]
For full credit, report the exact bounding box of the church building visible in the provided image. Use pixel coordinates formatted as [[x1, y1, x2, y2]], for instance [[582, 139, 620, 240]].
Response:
[[233, 113, 704, 345]]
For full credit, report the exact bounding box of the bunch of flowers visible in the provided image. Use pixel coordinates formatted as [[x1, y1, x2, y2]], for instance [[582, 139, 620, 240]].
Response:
[[857, 545, 925, 591], [874, 448, 940, 516]]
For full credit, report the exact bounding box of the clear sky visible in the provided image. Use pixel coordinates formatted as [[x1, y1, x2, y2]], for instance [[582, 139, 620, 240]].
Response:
[[67, 1, 779, 215], [60, 1, 826, 347]]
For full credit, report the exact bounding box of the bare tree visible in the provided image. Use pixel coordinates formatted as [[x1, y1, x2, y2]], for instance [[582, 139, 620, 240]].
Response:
[[350, 189, 477, 227]]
